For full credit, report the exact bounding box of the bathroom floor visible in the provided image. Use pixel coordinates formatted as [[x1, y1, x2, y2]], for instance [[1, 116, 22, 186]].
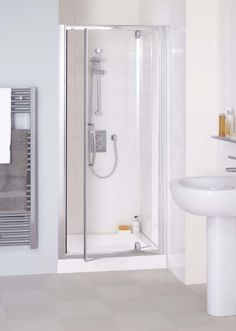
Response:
[[0, 269, 236, 331], [67, 233, 158, 256]]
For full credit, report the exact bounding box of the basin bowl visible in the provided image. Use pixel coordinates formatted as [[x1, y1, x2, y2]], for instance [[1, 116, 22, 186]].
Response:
[[170, 176, 236, 217], [170, 176, 236, 317]]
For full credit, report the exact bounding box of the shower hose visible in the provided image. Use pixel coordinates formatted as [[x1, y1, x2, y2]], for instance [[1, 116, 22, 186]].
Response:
[[90, 134, 118, 179]]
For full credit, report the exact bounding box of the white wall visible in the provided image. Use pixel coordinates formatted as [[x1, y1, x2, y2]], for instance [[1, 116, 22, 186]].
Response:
[[59, 0, 171, 26], [219, 0, 236, 111], [185, 0, 220, 284], [166, 0, 186, 282], [168, 0, 236, 285], [59, 0, 140, 25], [168, 0, 229, 285], [216, 0, 236, 233], [167, 25, 186, 282], [140, 0, 170, 25], [0, 0, 58, 275]]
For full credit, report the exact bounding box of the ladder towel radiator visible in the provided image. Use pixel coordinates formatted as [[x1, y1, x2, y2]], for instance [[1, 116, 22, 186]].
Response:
[[0, 87, 37, 248]]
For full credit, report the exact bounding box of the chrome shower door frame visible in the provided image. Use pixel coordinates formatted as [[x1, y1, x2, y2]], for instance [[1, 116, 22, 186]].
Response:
[[84, 28, 89, 261], [58, 25, 168, 260], [58, 26, 90, 260]]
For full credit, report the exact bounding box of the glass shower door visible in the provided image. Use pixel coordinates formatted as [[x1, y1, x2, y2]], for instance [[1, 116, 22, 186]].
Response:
[[83, 28, 161, 260], [84, 28, 138, 260], [66, 26, 166, 260]]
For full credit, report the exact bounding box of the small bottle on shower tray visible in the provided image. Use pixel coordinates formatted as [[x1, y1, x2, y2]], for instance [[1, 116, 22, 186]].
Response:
[[132, 216, 140, 234]]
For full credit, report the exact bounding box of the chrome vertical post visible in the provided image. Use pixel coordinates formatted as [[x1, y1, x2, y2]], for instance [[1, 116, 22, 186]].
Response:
[[84, 28, 89, 261]]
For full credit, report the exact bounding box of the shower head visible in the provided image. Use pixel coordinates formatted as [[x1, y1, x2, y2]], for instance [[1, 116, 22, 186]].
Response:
[[95, 48, 103, 55], [111, 134, 117, 142], [90, 48, 104, 63], [135, 30, 141, 39]]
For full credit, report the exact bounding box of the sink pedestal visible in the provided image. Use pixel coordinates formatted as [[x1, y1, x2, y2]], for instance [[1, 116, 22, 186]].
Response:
[[207, 217, 236, 317]]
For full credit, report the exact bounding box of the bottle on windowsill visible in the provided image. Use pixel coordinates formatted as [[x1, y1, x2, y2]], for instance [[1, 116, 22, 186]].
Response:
[[225, 108, 235, 137], [219, 113, 226, 137]]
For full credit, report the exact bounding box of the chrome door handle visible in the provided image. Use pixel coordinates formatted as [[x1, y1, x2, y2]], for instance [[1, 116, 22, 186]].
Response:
[[228, 156, 236, 160], [88, 123, 96, 166]]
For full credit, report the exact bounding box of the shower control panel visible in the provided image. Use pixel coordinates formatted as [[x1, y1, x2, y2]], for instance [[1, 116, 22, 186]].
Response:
[[95, 130, 106, 152]]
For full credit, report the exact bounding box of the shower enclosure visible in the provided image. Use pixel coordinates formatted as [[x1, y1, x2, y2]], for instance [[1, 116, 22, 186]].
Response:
[[59, 25, 168, 262]]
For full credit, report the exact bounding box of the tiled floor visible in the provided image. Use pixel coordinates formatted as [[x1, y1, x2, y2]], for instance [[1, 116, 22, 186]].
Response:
[[0, 269, 235, 331]]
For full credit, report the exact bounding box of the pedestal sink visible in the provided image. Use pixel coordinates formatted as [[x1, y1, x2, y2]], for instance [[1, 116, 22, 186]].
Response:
[[170, 176, 236, 317]]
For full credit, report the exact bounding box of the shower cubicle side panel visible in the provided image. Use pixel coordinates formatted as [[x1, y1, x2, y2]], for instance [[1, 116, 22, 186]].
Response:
[[58, 25, 67, 259]]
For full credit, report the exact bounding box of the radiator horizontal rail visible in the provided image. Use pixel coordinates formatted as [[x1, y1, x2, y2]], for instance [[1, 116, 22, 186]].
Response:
[[0, 227, 30, 232], [0, 232, 30, 237], [0, 215, 30, 219], [0, 236, 30, 240], [0, 241, 30, 245]]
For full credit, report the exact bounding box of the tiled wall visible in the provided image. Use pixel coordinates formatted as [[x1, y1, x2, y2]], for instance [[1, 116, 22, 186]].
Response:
[[86, 30, 140, 234], [167, 0, 186, 282], [186, 0, 219, 284], [67, 30, 139, 235], [217, 0, 236, 175], [167, 26, 186, 281]]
